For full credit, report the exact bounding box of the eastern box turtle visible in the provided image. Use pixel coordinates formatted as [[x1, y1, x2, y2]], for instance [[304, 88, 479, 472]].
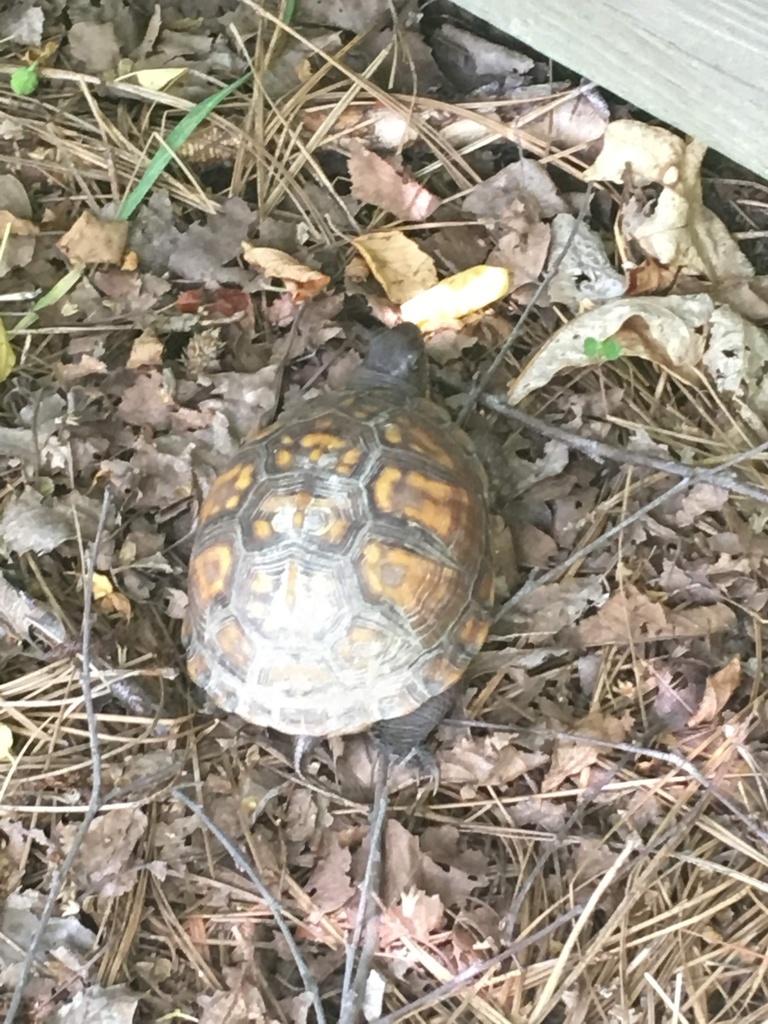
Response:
[[183, 324, 494, 746]]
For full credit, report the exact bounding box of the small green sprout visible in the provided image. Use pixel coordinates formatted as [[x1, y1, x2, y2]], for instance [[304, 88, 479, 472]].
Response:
[[583, 335, 622, 361], [11, 62, 40, 96]]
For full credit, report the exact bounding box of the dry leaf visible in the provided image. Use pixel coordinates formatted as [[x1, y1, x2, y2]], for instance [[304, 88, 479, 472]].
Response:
[[702, 304, 768, 420], [116, 68, 187, 90], [585, 119, 686, 186], [545, 213, 625, 310], [351, 231, 438, 304], [579, 584, 736, 646], [241, 244, 330, 301], [305, 833, 355, 913], [348, 146, 440, 222], [543, 712, 629, 792], [99, 590, 132, 621], [127, 330, 164, 369], [400, 265, 509, 331], [92, 573, 113, 600], [585, 122, 753, 282], [58, 211, 129, 266], [380, 888, 445, 946], [0, 210, 37, 237], [508, 294, 714, 405], [687, 657, 741, 727]]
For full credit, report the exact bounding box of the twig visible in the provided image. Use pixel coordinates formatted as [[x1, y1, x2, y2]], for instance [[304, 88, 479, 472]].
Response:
[[339, 752, 390, 1024], [4, 488, 112, 1024], [173, 786, 327, 1024], [441, 380, 768, 506], [494, 436, 768, 621], [455, 183, 595, 427]]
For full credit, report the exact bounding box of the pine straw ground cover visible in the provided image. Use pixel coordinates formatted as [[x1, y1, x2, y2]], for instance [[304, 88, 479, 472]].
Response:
[[2, 3, 768, 1023]]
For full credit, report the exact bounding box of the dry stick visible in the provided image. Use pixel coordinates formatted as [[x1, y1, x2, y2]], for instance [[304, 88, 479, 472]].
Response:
[[172, 787, 327, 1024], [4, 489, 112, 1024], [368, 904, 584, 1024], [339, 752, 390, 1024], [494, 435, 768, 622], [445, 382, 768, 507], [455, 182, 596, 429]]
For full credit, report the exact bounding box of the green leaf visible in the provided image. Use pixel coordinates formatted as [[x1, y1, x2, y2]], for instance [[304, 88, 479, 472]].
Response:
[[583, 336, 600, 357], [116, 70, 252, 222], [11, 63, 39, 96], [602, 337, 623, 361], [583, 335, 623, 361]]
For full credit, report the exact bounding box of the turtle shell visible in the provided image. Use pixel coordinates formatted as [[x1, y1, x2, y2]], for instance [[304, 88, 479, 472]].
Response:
[[184, 347, 494, 737]]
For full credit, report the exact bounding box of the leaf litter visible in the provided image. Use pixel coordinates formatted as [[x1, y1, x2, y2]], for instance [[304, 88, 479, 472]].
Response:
[[1, 2, 768, 1023]]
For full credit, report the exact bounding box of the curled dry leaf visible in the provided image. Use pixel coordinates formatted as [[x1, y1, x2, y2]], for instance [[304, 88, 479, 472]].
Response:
[[58, 210, 129, 266], [687, 656, 741, 727], [351, 230, 438, 304], [241, 244, 330, 301], [584, 121, 753, 282], [401, 265, 509, 331], [348, 145, 441, 222], [507, 293, 715, 405]]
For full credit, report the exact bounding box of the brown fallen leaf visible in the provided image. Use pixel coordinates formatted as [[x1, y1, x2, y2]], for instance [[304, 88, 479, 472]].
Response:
[[348, 145, 441, 222], [626, 258, 680, 295], [687, 657, 741, 727], [127, 329, 164, 369], [56, 808, 148, 897], [543, 711, 629, 792], [379, 888, 445, 947], [438, 733, 547, 790], [579, 584, 736, 646], [117, 371, 176, 429], [305, 832, 355, 913], [0, 209, 37, 237], [58, 210, 129, 266], [241, 243, 330, 301]]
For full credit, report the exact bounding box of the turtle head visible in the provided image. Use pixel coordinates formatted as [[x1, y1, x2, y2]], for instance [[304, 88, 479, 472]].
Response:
[[355, 324, 428, 397]]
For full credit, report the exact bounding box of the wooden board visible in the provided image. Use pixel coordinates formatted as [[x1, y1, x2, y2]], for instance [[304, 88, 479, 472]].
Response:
[[454, 0, 768, 180]]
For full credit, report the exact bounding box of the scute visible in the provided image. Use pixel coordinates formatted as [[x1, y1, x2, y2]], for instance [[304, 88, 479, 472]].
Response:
[[185, 374, 494, 737]]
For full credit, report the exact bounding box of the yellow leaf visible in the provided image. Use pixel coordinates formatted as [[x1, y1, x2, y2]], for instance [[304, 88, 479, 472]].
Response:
[[0, 723, 13, 760], [401, 265, 510, 331], [92, 573, 114, 600], [0, 317, 16, 382], [351, 231, 437, 304], [115, 68, 187, 91], [102, 591, 133, 621]]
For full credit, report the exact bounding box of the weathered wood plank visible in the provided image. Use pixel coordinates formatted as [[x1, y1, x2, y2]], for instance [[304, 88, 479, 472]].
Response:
[[455, 0, 768, 179]]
